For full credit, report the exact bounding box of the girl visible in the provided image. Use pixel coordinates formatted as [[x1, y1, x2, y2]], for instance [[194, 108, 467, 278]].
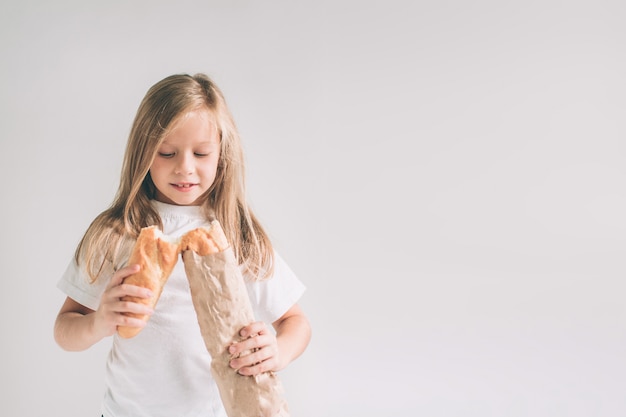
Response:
[[54, 73, 311, 417]]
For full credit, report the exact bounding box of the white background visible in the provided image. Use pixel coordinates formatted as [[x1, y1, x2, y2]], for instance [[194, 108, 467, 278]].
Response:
[[1, 1, 625, 416]]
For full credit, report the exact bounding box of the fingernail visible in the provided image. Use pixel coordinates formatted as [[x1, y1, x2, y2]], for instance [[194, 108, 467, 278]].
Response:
[[229, 345, 236, 354], [240, 329, 247, 337]]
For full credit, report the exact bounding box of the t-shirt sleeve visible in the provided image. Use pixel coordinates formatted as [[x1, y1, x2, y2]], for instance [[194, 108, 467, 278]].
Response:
[[56, 259, 110, 311], [245, 252, 306, 325]]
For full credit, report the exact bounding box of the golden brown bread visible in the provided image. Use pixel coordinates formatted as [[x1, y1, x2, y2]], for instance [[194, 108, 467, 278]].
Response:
[[179, 220, 229, 256], [117, 226, 180, 338]]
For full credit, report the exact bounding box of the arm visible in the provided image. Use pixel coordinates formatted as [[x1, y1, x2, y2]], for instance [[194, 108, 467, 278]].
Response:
[[273, 303, 312, 369], [228, 303, 312, 376], [54, 264, 154, 351]]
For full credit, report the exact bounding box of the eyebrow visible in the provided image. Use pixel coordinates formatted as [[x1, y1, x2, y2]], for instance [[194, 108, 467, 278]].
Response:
[[159, 139, 219, 146]]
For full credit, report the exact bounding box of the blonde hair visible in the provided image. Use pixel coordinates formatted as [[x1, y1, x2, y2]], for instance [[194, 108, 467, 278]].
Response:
[[75, 73, 274, 281]]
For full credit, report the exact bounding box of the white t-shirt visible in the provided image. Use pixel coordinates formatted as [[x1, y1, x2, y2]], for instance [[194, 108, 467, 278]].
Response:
[[57, 201, 306, 417]]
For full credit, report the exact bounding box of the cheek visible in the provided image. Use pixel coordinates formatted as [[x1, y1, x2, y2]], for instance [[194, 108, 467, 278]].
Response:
[[149, 160, 167, 179], [202, 157, 220, 177]]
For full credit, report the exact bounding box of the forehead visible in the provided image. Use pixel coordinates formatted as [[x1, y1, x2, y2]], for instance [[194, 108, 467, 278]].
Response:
[[162, 108, 219, 144]]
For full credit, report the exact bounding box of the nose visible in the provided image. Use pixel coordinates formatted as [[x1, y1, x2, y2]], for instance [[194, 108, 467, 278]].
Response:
[[174, 153, 194, 175]]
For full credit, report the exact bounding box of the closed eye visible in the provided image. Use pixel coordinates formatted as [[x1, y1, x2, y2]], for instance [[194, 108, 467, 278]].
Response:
[[158, 152, 175, 158]]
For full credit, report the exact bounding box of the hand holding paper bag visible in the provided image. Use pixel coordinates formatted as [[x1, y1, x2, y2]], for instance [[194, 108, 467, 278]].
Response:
[[181, 221, 290, 417]]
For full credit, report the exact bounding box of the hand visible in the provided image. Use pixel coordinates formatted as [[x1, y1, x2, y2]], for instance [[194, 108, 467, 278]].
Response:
[[92, 264, 154, 339], [228, 322, 280, 376]]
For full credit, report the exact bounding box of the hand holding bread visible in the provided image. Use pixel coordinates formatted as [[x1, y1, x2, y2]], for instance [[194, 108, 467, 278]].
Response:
[[117, 226, 180, 338], [92, 264, 154, 339]]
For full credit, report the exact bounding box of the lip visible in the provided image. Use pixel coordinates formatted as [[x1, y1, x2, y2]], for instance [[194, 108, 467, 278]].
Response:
[[171, 182, 198, 192]]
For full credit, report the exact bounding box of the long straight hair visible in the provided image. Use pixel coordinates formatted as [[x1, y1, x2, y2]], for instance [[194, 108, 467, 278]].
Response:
[[75, 73, 273, 281]]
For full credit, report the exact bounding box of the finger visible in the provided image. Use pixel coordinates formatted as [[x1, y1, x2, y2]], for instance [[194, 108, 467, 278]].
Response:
[[108, 283, 153, 300], [230, 346, 271, 370], [93, 299, 150, 337], [111, 299, 154, 316], [229, 333, 271, 357], [115, 314, 149, 330], [239, 321, 267, 338], [107, 264, 140, 290], [236, 358, 274, 376], [229, 336, 276, 368]]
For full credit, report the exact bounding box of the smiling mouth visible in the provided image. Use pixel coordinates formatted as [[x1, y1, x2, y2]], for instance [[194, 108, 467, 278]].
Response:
[[172, 183, 197, 189]]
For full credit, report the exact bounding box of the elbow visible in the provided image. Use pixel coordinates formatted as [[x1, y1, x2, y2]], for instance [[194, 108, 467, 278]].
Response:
[[53, 315, 86, 352], [53, 317, 70, 351], [303, 315, 312, 348]]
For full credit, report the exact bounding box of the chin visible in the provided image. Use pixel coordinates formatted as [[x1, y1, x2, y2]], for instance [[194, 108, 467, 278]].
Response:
[[174, 200, 201, 206], [181, 196, 205, 206], [155, 189, 207, 206]]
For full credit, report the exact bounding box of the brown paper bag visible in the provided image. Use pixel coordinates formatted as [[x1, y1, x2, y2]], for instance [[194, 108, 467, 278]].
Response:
[[182, 247, 290, 417]]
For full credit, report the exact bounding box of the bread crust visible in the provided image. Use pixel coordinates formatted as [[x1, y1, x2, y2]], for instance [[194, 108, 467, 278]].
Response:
[[179, 220, 229, 255], [117, 226, 180, 338]]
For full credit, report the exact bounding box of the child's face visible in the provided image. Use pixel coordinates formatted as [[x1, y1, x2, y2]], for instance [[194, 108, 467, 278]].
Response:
[[150, 109, 220, 206]]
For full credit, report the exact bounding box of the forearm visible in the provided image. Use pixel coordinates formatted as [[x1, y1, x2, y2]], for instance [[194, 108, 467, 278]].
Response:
[[54, 311, 105, 352], [274, 313, 311, 371]]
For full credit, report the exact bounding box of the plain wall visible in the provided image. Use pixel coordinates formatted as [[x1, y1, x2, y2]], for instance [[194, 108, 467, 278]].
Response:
[[1, 1, 625, 415]]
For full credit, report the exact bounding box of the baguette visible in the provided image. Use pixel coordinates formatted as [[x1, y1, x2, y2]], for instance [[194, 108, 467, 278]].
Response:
[[117, 226, 180, 338], [179, 220, 229, 255], [181, 221, 289, 416]]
